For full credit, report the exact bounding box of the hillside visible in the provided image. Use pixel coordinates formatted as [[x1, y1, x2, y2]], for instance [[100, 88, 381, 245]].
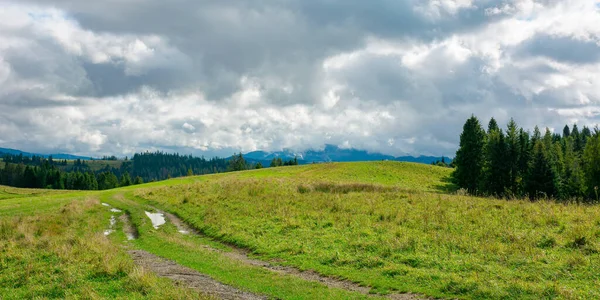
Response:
[[2, 162, 599, 299]]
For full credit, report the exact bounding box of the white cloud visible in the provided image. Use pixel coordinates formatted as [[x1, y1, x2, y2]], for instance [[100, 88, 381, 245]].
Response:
[[0, 0, 599, 158]]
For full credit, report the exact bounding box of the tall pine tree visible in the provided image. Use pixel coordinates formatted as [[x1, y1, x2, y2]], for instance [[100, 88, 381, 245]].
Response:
[[453, 116, 486, 193]]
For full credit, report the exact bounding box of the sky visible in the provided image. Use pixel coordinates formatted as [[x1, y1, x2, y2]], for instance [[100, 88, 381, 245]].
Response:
[[0, 0, 599, 158]]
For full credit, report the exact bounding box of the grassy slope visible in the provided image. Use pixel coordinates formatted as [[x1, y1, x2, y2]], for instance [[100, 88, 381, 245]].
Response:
[[3, 162, 600, 299], [0, 191, 204, 299], [104, 192, 372, 299], [130, 162, 600, 299], [0, 179, 371, 299]]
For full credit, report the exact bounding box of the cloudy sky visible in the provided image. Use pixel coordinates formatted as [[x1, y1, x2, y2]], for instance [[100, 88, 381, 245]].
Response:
[[0, 0, 599, 158]]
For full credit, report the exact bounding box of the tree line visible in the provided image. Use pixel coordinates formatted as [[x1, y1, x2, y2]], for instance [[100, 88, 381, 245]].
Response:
[[0, 151, 234, 190], [0, 158, 143, 190], [453, 116, 600, 201]]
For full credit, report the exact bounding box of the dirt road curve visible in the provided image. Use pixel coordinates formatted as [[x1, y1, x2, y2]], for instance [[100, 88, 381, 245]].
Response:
[[129, 250, 267, 300]]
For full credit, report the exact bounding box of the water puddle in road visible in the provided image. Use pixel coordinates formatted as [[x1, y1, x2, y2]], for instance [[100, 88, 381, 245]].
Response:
[[145, 211, 166, 229], [102, 203, 111, 207], [110, 208, 122, 213], [104, 215, 116, 236]]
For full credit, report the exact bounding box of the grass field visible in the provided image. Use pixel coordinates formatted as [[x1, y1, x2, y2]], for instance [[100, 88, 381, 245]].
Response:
[[0, 192, 203, 299], [2, 161, 600, 299]]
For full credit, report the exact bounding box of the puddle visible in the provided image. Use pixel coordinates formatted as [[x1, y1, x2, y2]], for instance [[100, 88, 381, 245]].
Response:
[[110, 208, 122, 213], [104, 215, 116, 236], [102, 203, 111, 207], [145, 211, 166, 229]]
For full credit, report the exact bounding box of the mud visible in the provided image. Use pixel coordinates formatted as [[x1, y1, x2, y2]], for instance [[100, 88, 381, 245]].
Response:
[[163, 212, 194, 234], [129, 250, 266, 300], [119, 214, 139, 240]]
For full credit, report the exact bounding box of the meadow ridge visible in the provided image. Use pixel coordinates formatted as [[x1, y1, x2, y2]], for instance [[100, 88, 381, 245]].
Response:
[[1, 161, 600, 299]]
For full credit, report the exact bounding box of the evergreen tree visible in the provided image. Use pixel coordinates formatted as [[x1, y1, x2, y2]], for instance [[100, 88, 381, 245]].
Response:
[[453, 116, 486, 193], [483, 127, 509, 196], [255, 162, 263, 169], [228, 153, 247, 171], [120, 172, 132, 187], [563, 125, 571, 138], [572, 124, 582, 153], [505, 119, 521, 195], [487, 117, 499, 134], [562, 137, 586, 199], [527, 141, 556, 199], [583, 135, 600, 199], [517, 128, 531, 194], [133, 176, 144, 185]]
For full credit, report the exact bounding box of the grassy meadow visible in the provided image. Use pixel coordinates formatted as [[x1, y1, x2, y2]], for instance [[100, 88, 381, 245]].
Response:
[[1, 161, 600, 299], [134, 162, 600, 299], [0, 191, 204, 299]]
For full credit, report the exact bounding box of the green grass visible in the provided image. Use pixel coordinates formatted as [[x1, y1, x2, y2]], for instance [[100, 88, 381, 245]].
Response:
[[104, 191, 372, 299], [3, 161, 600, 299], [0, 194, 204, 299], [131, 161, 600, 299]]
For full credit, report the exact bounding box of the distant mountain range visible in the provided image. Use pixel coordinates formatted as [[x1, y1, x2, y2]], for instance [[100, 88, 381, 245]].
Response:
[[243, 144, 450, 165], [0, 147, 92, 160], [0, 145, 450, 166]]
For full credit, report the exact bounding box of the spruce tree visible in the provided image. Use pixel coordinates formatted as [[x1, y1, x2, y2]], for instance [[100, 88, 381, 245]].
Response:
[[562, 137, 586, 199], [583, 135, 600, 200], [120, 172, 132, 187], [505, 119, 521, 195], [563, 125, 571, 138], [453, 116, 486, 193], [517, 128, 531, 195], [527, 141, 556, 199], [483, 127, 509, 196], [133, 176, 144, 185], [572, 124, 582, 153], [487, 117, 499, 134]]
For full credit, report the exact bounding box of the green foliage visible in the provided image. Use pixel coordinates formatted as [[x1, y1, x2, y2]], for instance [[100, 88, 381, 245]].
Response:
[[119, 171, 132, 187], [453, 115, 486, 193], [455, 116, 598, 201], [269, 157, 298, 167], [583, 135, 600, 199], [133, 176, 144, 185], [228, 153, 247, 171]]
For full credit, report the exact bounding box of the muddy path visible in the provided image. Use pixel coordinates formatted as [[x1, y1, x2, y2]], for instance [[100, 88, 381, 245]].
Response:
[[129, 250, 267, 300], [161, 211, 423, 299], [119, 213, 139, 240]]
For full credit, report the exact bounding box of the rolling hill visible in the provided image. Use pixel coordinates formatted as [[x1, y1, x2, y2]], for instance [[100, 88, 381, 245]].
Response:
[[1, 162, 598, 299]]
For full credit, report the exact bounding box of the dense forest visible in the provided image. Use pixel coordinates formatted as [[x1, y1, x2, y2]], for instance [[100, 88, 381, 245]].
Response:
[[0, 151, 240, 190], [454, 116, 600, 201]]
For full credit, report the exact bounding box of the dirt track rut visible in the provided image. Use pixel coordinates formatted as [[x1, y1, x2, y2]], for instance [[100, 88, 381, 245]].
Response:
[[129, 250, 267, 300]]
